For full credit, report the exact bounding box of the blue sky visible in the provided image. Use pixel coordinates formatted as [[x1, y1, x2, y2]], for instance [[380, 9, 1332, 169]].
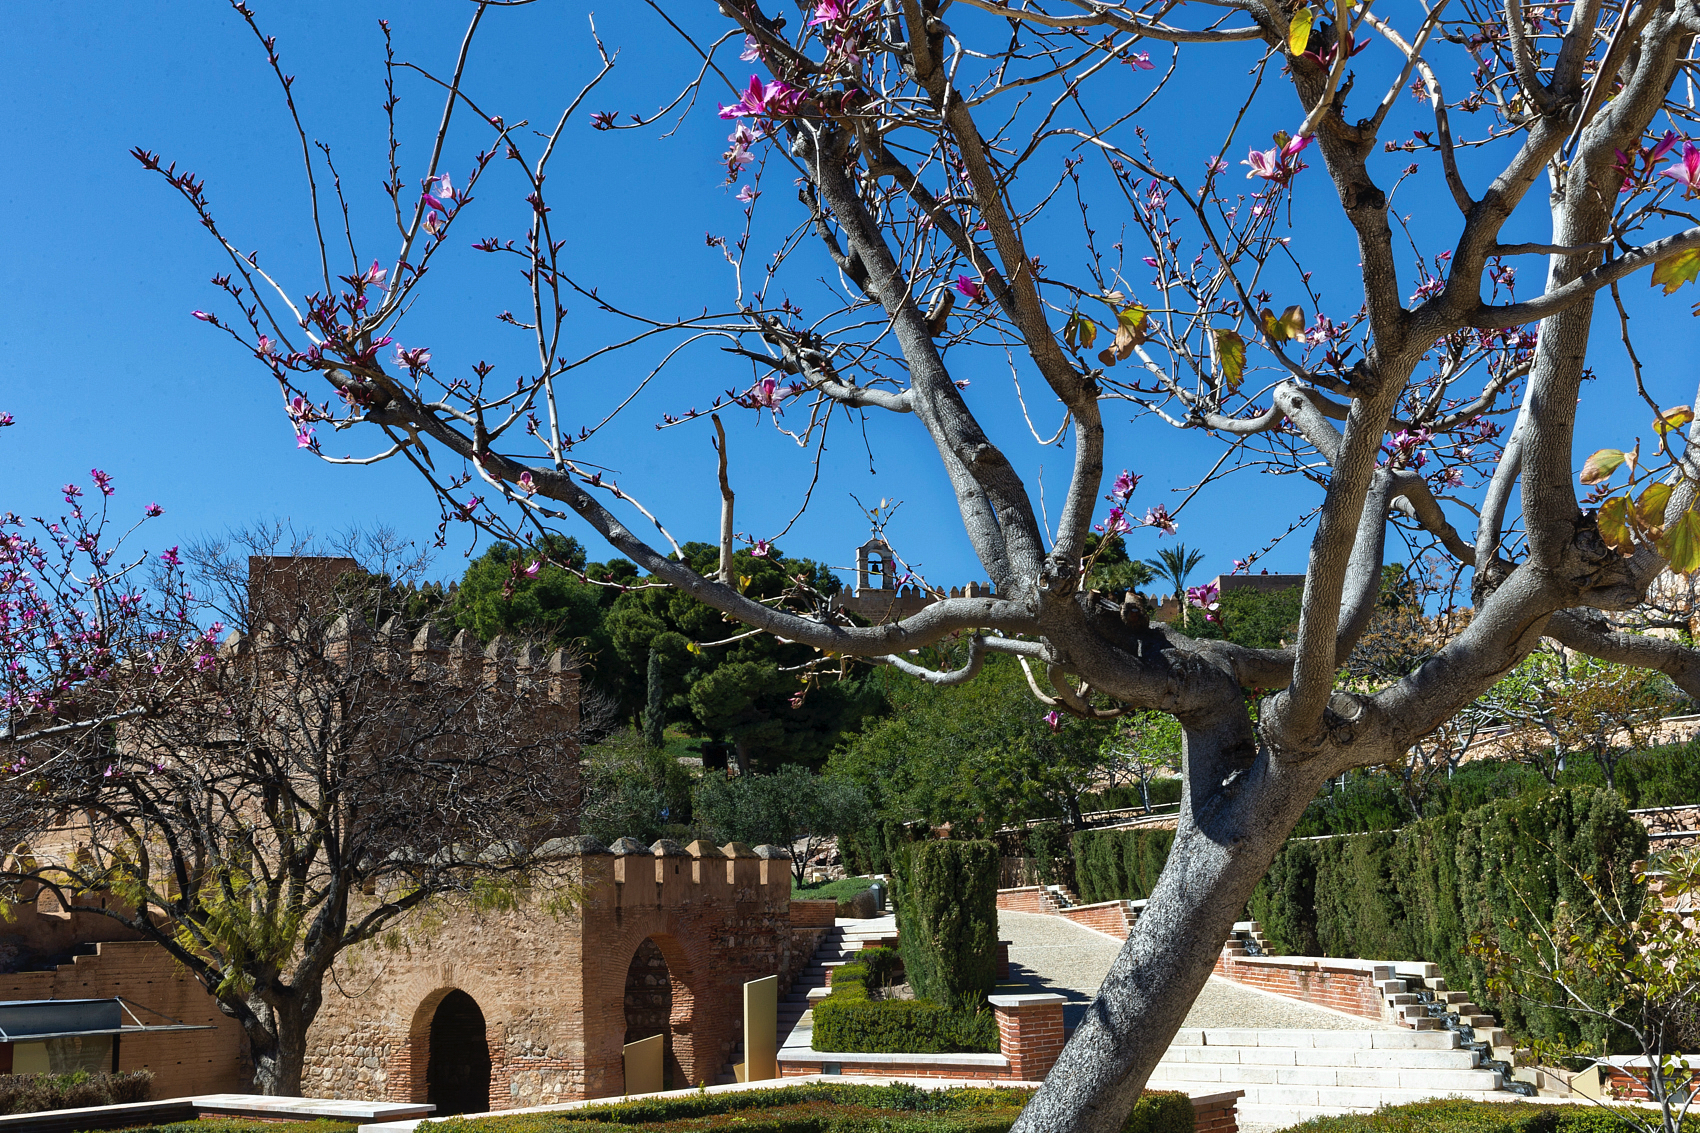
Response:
[[2, 1, 1694, 596]]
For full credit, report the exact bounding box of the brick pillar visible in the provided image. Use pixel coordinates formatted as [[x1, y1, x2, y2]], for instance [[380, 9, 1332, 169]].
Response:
[[990, 993, 1066, 1082]]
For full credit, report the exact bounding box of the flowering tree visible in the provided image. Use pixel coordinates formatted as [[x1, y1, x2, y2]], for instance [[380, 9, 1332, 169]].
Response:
[[142, 0, 1700, 1126]]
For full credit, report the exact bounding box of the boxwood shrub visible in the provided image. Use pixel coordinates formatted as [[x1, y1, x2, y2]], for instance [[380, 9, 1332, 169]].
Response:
[[427, 1082, 1195, 1133], [811, 956, 998, 1054], [0, 1069, 153, 1114], [1276, 1097, 1694, 1133]]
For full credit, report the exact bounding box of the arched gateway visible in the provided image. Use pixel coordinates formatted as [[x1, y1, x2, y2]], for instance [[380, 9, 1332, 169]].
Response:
[[302, 838, 804, 1111]]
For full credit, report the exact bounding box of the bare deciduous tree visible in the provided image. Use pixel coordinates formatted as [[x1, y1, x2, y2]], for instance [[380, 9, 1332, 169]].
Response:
[[140, 0, 1700, 1124], [2, 547, 584, 1095]]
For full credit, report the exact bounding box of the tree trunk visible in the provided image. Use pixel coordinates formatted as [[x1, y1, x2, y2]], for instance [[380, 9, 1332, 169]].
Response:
[[1010, 718, 1333, 1133], [236, 990, 312, 1096]]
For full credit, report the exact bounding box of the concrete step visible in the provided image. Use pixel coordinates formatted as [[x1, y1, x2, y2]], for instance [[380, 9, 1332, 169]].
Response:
[[1227, 1096, 1511, 1128], [1154, 1059, 1498, 1088], [1159, 1048, 1483, 1072], [1168, 1028, 1461, 1050]]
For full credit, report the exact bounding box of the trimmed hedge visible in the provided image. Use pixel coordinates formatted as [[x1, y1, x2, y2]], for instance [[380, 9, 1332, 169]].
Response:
[[0, 1069, 153, 1114], [1276, 1097, 1695, 1133], [427, 1082, 1196, 1133], [896, 840, 999, 1010], [1072, 787, 1648, 1051], [1072, 827, 1176, 905], [811, 956, 999, 1054]]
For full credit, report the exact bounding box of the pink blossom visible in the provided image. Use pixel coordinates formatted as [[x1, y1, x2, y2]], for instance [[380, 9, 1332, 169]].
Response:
[[256, 335, 277, 356], [1142, 256, 1159, 268], [363, 260, 388, 287], [0, 413, 13, 427], [1205, 156, 1229, 174], [191, 310, 214, 322], [90, 469, 114, 496], [590, 111, 617, 130], [717, 75, 805, 120], [1244, 133, 1311, 184], [810, 0, 850, 25], [1232, 559, 1247, 572], [737, 184, 760, 203], [1098, 506, 1133, 536], [751, 539, 771, 557], [195, 653, 216, 672], [954, 274, 986, 303], [1044, 710, 1061, 732], [1660, 142, 1700, 193], [295, 427, 316, 449], [1125, 51, 1155, 70], [740, 35, 763, 62], [145, 503, 164, 517], [749, 375, 783, 410], [523, 560, 542, 578], [394, 345, 433, 371], [1144, 505, 1178, 536], [62, 484, 82, 503], [160, 546, 181, 567], [518, 470, 537, 496], [1111, 469, 1140, 499], [429, 173, 455, 201], [1187, 582, 1220, 611]]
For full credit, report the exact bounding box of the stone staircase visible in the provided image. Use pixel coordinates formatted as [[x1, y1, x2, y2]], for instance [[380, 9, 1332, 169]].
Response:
[[1148, 1027, 1511, 1127], [1375, 965, 1540, 1095], [712, 917, 899, 1084], [1039, 884, 1082, 913]]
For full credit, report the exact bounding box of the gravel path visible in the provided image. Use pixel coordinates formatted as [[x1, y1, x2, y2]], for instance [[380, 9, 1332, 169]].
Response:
[[997, 909, 1392, 1034]]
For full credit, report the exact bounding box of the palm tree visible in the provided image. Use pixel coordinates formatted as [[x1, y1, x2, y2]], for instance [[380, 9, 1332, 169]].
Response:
[[1142, 544, 1206, 628]]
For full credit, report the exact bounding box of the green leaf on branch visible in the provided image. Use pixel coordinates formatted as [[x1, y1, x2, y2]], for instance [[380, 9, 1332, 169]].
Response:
[[1213, 328, 1246, 391], [1579, 448, 1627, 485], [1637, 482, 1673, 530], [1658, 508, 1700, 574], [1651, 249, 1700, 294]]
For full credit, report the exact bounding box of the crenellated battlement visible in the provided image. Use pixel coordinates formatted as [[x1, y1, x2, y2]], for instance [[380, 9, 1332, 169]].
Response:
[[219, 616, 580, 716], [549, 837, 794, 905]]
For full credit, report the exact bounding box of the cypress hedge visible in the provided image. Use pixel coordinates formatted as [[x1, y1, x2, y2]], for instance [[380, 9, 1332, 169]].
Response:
[[1073, 787, 1648, 1050], [895, 839, 1000, 1010], [1071, 827, 1175, 905]]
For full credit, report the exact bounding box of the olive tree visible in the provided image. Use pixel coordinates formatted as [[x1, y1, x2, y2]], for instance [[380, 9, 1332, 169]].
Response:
[[141, 0, 1700, 1127]]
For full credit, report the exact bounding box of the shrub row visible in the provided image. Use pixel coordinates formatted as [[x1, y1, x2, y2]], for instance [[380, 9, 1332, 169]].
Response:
[[0, 1069, 153, 1115], [1293, 742, 1700, 837], [811, 957, 999, 1054], [429, 1082, 1195, 1133], [119, 1122, 358, 1133], [1072, 827, 1176, 905], [895, 839, 1000, 1011], [1279, 1097, 1695, 1133], [1071, 787, 1648, 1050]]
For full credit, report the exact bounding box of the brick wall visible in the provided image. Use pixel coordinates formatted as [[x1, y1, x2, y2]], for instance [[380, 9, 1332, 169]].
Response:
[[789, 900, 838, 927], [305, 843, 798, 1107], [995, 887, 1044, 914], [1212, 954, 1384, 1020], [1190, 1090, 1243, 1133], [1057, 901, 1135, 939], [0, 940, 245, 1098]]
